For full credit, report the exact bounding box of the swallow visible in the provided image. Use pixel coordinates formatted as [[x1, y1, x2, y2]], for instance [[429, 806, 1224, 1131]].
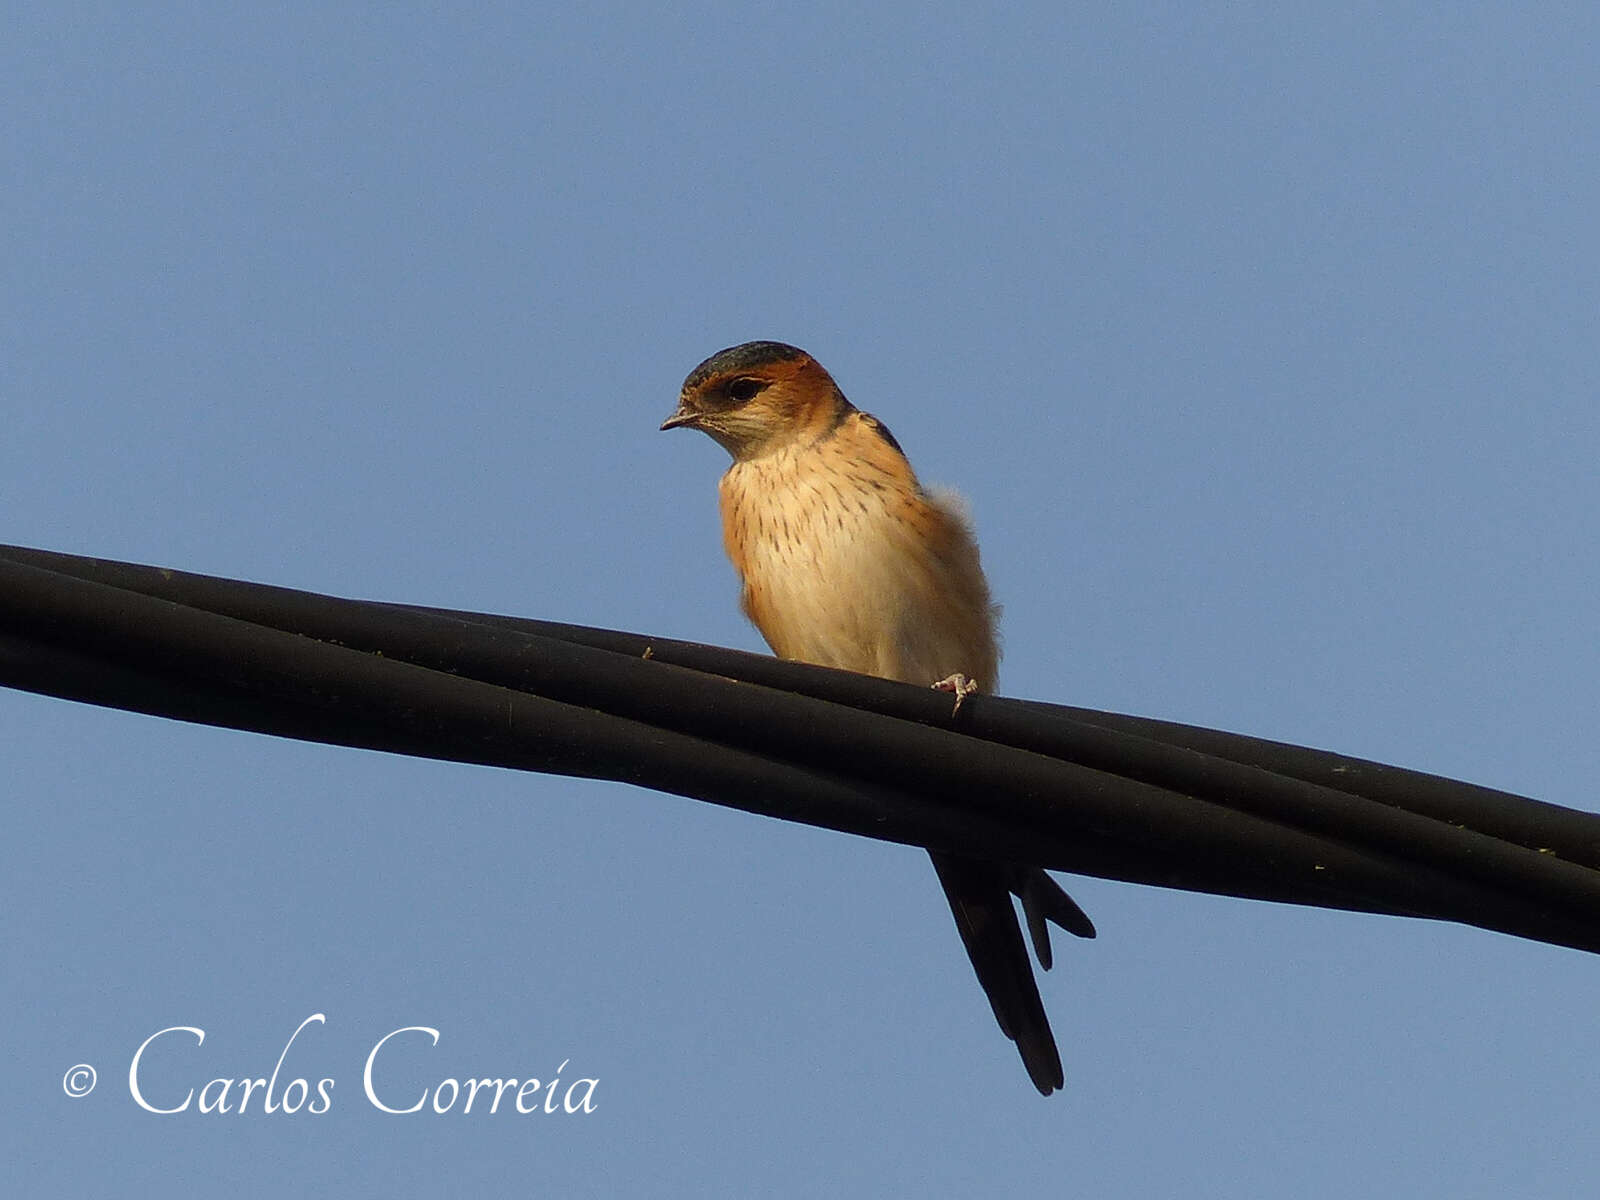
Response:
[[662, 340, 1095, 1094]]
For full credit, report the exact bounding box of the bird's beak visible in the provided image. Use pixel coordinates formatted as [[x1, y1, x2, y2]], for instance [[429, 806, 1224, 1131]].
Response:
[[660, 403, 700, 431]]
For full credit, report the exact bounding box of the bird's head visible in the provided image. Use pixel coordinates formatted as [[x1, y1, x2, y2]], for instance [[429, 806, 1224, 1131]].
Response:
[[661, 341, 851, 460]]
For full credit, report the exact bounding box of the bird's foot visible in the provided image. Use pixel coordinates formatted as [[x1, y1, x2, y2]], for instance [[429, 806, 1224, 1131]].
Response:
[[931, 673, 980, 716]]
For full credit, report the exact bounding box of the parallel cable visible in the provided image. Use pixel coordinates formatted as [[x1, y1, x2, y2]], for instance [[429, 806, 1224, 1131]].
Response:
[[3, 543, 1598, 955]]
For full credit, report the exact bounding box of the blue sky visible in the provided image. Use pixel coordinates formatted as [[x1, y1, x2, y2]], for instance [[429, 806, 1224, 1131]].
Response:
[[5, 4, 1598, 1195]]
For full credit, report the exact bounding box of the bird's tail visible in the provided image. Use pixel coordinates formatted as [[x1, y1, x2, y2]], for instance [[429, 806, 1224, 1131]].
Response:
[[927, 852, 1094, 1095]]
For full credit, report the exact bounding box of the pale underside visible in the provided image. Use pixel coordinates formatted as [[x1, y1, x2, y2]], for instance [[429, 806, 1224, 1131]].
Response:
[[719, 438, 999, 689]]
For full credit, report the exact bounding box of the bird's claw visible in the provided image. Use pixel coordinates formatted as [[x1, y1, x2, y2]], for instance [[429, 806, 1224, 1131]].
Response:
[[932, 673, 979, 716]]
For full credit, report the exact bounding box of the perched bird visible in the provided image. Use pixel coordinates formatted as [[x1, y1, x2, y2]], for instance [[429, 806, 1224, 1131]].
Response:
[[662, 340, 1095, 1094]]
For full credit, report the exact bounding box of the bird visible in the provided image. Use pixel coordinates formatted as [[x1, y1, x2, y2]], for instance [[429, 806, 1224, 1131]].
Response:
[[661, 340, 1095, 1094]]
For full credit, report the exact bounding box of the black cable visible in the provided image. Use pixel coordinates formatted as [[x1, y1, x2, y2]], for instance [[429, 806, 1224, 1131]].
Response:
[[3, 543, 1599, 956]]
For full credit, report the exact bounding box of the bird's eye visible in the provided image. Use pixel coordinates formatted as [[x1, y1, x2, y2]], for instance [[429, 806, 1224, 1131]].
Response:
[[726, 378, 765, 404]]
